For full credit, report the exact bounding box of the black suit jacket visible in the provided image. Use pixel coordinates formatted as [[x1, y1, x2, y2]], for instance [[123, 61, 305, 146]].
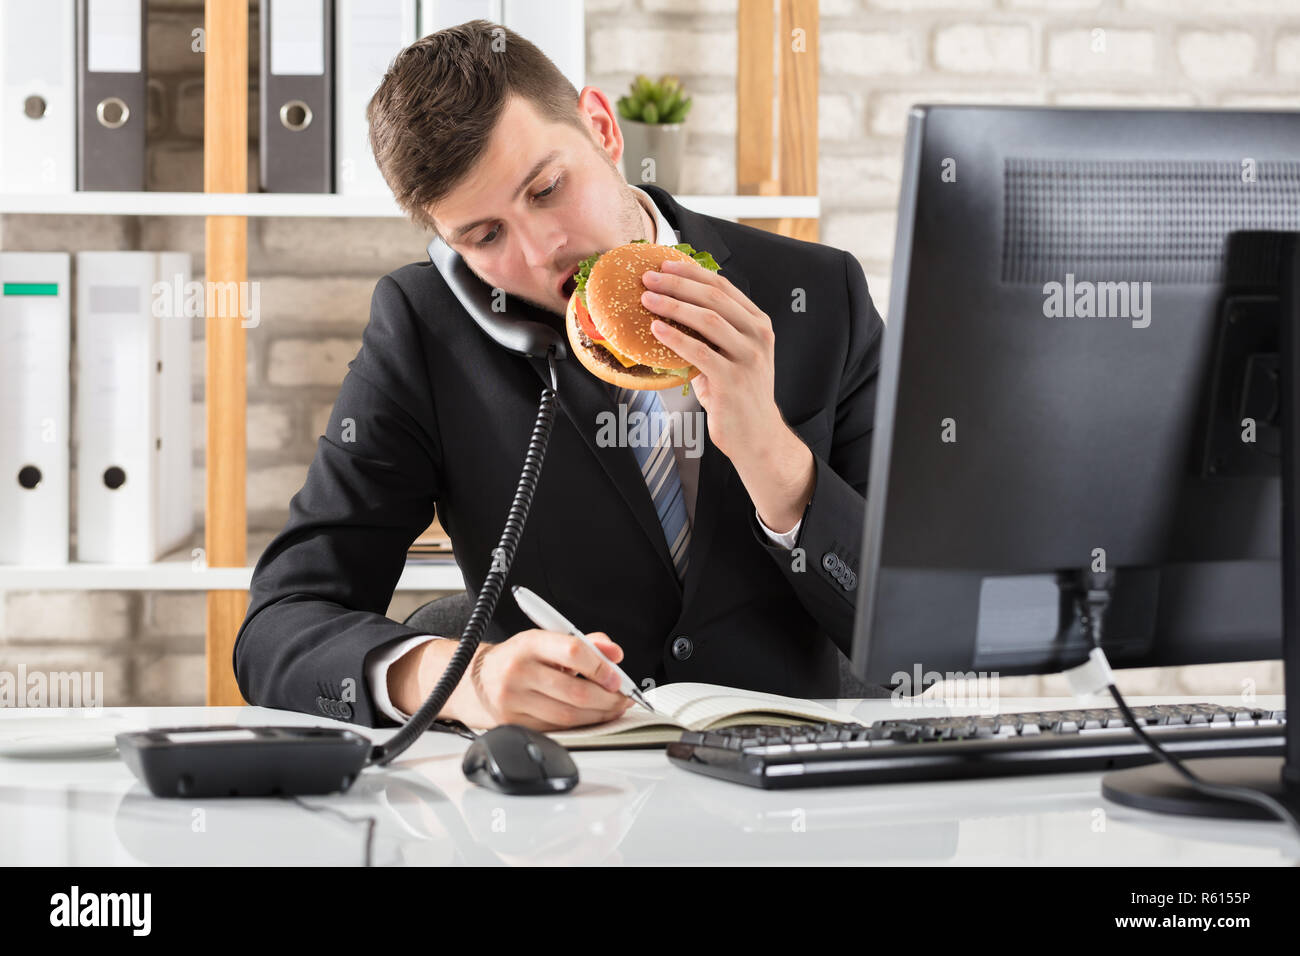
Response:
[[234, 185, 885, 727]]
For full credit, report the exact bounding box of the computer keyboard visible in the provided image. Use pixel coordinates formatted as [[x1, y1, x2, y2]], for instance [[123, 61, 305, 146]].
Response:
[[665, 703, 1287, 789]]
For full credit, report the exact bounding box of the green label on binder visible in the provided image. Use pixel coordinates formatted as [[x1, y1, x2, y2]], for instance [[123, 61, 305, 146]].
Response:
[[3, 283, 59, 296]]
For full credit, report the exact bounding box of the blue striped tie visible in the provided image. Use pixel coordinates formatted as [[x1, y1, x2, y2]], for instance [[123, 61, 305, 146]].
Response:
[[610, 384, 692, 580]]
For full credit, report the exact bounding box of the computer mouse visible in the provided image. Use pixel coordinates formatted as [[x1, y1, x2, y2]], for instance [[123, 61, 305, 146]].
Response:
[[462, 724, 579, 795]]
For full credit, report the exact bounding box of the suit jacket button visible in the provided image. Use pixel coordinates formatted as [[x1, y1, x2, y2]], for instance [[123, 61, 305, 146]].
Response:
[[822, 553, 836, 571], [672, 636, 694, 661], [339, 703, 353, 720]]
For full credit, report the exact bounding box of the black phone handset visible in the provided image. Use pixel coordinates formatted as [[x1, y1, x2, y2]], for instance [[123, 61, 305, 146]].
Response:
[[368, 237, 567, 767], [425, 234, 568, 362]]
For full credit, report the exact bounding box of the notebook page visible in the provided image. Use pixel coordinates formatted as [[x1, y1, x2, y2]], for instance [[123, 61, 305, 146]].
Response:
[[539, 696, 685, 742], [545, 681, 854, 743], [647, 682, 852, 729]]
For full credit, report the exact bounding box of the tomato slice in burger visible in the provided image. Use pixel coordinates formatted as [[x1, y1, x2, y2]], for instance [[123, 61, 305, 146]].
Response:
[[574, 295, 605, 342]]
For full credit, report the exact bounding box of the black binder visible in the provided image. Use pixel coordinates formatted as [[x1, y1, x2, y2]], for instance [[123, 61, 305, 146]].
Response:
[[260, 0, 333, 193], [76, 0, 146, 191]]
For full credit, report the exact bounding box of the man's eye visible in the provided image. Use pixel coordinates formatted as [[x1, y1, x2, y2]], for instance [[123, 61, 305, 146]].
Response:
[[475, 177, 561, 246]]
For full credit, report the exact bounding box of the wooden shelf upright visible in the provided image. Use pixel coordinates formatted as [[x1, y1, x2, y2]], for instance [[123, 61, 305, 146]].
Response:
[[205, 2, 250, 705]]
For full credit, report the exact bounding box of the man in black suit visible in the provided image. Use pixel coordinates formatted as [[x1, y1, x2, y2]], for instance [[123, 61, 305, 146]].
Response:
[[234, 22, 885, 731]]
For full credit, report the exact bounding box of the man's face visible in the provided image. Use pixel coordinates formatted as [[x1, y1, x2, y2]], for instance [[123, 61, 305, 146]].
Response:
[[427, 92, 650, 318]]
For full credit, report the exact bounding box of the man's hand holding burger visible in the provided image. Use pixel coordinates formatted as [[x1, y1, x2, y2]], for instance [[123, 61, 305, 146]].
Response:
[[641, 256, 816, 536], [565, 241, 816, 536]]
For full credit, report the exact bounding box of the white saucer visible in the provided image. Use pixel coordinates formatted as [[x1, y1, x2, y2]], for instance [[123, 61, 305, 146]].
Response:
[[0, 716, 134, 759], [0, 734, 120, 759]]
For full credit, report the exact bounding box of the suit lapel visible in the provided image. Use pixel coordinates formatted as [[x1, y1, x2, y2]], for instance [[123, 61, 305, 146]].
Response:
[[526, 186, 751, 605]]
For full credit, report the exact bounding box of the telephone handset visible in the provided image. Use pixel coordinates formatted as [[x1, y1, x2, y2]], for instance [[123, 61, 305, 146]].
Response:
[[426, 235, 567, 362], [368, 236, 565, 773]]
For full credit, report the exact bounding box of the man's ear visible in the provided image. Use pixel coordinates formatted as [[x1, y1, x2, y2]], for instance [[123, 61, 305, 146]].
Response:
[[576, 86, 623, 164]]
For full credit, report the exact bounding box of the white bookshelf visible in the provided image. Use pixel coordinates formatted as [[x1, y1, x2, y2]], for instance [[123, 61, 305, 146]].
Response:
[[0, 188, 817, 594], [0, 558, 464, 591], [0, 191, 819, 220]]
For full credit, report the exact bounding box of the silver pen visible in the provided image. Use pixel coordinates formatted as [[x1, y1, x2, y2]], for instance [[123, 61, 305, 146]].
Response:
[[510, 585, 657, 714]]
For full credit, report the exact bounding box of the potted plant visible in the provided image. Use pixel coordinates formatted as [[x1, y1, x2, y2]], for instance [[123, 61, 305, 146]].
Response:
[[617, 74, 692, 193]]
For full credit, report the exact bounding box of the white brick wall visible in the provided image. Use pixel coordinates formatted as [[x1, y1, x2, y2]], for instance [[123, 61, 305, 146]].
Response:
[[823, 31, 926, 75], [1177, 30, 1259, 79], [265, 337, 363, 387], [1275, 33, 1300, 73], [2, 0, 1296, 705], [934, 24, 1036, 73], [1047, 29, 1158, 75]]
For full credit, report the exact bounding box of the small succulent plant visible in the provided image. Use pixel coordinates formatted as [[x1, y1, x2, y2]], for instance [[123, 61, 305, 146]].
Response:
[[616, 74, 692, 125]]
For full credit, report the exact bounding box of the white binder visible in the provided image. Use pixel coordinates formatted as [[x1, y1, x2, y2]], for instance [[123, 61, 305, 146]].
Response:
[[418, 1, 585, 94], [0, 1, 76, 193], [75, 252, 193, 564], [0, 254, 71, 565], [419, 0, 498, 36], [502, 0, 583, 94], [335, 0, 416, 197]]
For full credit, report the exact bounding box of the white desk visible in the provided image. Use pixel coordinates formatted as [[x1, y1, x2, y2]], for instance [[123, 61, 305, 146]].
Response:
[[0, 695, 1294, 866]]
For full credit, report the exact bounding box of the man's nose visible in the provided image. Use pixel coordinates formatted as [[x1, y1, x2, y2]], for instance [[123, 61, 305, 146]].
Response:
[[517, 216, 563, 271]]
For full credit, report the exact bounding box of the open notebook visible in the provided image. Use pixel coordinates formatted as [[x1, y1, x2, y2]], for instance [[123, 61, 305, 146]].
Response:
[[482, 682, 860, 750]]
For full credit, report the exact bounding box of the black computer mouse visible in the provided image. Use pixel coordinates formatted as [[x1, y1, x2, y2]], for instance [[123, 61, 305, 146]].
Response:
[[462, 724, 579, 795]]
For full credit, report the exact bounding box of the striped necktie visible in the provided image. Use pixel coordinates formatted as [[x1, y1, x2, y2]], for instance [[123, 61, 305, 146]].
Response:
[[610, 384, 692, 580]]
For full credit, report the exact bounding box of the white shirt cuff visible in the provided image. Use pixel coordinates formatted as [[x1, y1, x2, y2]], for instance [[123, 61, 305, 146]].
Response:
[[755, 507, 802, 549], [366, 633, 447, 724]]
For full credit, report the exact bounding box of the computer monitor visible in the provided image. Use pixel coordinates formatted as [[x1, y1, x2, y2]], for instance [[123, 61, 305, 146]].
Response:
[[849, 106, 1300, 815], [853, 105, 1300, 684]]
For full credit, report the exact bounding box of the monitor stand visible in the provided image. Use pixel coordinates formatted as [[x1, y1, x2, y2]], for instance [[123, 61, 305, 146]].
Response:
[[1101, 231, 1300, 820], [1102, 758, 1296, 819]]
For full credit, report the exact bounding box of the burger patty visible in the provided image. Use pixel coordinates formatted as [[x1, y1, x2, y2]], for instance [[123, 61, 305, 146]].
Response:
[[574, 324, 663, 376]]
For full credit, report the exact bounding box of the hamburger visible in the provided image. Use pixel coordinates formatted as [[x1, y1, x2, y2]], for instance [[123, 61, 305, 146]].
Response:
[[564, 240, 721, 393]]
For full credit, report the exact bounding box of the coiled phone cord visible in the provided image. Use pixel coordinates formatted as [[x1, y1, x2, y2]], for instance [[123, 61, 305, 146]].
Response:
[[367, 354, 560, 767]]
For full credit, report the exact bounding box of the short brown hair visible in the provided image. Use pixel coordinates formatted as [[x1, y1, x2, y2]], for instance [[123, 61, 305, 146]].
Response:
[[367, 19, 587, 236]]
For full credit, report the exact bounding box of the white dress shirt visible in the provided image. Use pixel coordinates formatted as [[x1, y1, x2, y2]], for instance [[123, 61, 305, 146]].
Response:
[[367, 185, 803, 723]]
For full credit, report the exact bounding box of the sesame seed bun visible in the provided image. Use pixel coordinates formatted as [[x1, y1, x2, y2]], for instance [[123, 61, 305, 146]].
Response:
[[565, 242, 707, 391]]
